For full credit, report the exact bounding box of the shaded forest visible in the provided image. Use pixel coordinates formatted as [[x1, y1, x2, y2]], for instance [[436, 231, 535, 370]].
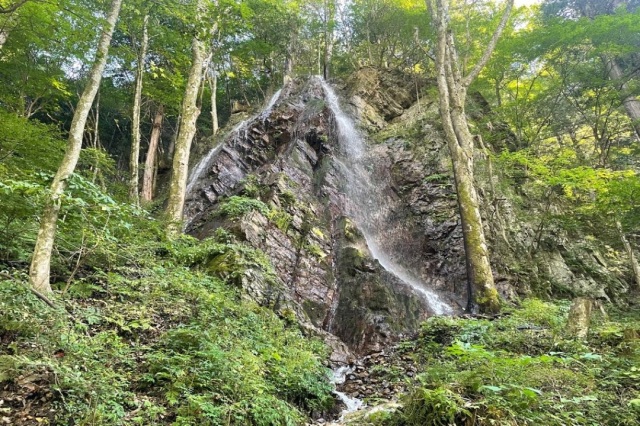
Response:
[[0, 0, 639, 425]]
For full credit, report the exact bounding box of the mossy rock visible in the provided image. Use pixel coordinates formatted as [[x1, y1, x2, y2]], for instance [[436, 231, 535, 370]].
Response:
[[303, 299, 327, 326], [340, 246, 371, 276], [340, 217, 364, 243]]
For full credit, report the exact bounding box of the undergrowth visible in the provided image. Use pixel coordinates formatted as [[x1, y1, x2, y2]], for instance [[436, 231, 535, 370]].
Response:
[[0, 231, 333, 425], [0, 112, 333, 425], [364, 299, 640, 426]]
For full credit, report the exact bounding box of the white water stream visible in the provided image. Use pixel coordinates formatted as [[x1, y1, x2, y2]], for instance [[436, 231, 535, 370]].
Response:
[[185, 89, 283, 194], [331, 366, 364, 420], [319, 78, 454, 315]]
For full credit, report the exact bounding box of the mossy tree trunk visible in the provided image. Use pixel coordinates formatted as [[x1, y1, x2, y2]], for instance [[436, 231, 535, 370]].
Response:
[[29, 0, 122, 293], [567, 297, 593, 339], [165, 1, 208, 236], [129, 14, 149, 205], [427, 0, 514, 313]]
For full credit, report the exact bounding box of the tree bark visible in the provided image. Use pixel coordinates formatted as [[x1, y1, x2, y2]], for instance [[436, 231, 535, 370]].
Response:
[[567, 297, 593, 339], [208, 72, 219, 135], [604, 56, 640, 140], [428, 0, 513, 313], [0, 28, 8, 49], [28, 0, 122, 293], [165, 13, 207, 235], [142, 105, 163, 203], [284, 37, 295, 84], [129, 14, 149, 205], [322, 0, 333, 80], [616, 220, 640, 290]]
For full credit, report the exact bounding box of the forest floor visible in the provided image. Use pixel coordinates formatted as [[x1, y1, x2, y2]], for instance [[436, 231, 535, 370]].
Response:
[[321, 299, 640, 426]]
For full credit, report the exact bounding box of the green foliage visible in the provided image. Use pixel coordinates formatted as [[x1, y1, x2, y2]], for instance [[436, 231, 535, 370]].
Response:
[[268, 208, 293, 232], [374, 300, 640, 426], [0, 206, 332, 426], [217, 195, 270, 217], [242, 174, 267, 198], [399, 387, 470, 426], [0, 110, 141, 268]]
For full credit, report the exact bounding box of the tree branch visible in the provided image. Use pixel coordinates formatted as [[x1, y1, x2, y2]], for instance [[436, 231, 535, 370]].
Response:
[[463, 0, 514, 88], [0, 0, 28, 14]]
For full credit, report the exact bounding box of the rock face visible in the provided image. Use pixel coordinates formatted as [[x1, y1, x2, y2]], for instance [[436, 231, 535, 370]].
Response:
[[184, 76, 457, 357]]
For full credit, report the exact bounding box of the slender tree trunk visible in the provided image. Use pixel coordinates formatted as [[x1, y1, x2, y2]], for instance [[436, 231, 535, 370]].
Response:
[[28, 0, 122, 293], [91, 93, 101, 184], [208, 73, 219, 135], [604, 57, 640, 140], [322, 0, 333, 80], [284, 36, 295, 84], [0, 28, 9, 49], [616, 220, 640, 290], [129, 14, 149, 205], [142, 105, 163, 203], [428, 0, 513, 313], [165, 23, 207, 235]]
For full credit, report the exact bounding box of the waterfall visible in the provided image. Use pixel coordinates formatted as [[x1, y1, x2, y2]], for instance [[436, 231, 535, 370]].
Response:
[[319, 78, 454, 315], [185, 89, 283, 194]]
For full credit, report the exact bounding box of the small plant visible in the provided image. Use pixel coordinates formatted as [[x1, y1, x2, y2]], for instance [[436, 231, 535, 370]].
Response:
[[268, 208, 293, 231], [216, 195, 270, 218], [399, 387, 471, 426]]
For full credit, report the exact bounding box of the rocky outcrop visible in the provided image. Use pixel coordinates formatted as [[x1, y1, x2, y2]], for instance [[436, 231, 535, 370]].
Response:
[[347, 69, 631, 305], [184, 77, 440, 357]]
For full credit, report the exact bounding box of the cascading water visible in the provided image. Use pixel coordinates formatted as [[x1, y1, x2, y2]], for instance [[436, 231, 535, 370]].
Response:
[[185, 88, 283, 194], [319, 78, 454, 315], [331, 366, 363, 420]]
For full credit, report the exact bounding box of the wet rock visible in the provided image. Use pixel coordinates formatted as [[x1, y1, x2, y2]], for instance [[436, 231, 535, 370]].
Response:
[[185, 77, 440, 357]]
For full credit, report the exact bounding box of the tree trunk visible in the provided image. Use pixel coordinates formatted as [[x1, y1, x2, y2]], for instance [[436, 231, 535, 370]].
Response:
[[208, 72, 218, 135], [0, 28, 9, 50], [165, 24, 207, 236], [616, 220, 640, 290], [129, 14, 149, 205], [428, 0, 513, 313], [604, 56, 640, 140], [91, 93, 101, 184], [567, 297, 593, 339], [142, 105, 163, 203], [284, 36, 295, 84], [322, 0, 333, 80], [28, 0, 122, 293]]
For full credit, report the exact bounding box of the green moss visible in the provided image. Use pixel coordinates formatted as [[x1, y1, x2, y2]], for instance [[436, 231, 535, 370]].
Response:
[[311, 227, 326, 240], [302, 300, 326, 325], [341, 217, 362, 243], [305, 242, 327, 260]]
